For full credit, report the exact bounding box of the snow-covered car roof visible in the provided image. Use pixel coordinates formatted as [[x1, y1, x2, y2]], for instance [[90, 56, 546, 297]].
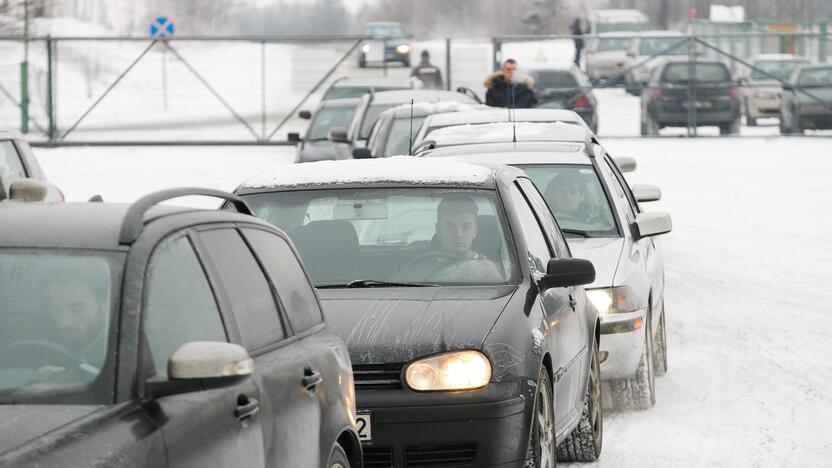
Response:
[[423, 108, 587, 130], [381, 101, 490, 119], [423, 141, 589, 166], [369, 89, 477, 105], [330, 77, 416, 88], [239, 156, 498, 191], [424, 121, 589, 149]]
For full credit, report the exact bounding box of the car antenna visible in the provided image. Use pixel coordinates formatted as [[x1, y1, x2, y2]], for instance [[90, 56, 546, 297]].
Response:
[[408, 98, 415, 155], [510, 81, 517, 143]]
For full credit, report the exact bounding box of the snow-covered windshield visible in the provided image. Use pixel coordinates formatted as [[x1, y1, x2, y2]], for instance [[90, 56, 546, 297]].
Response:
[[0, 251, 119, 405], [639, 37, 686, 56], [597, 37, 631, 52], [243, 188, 517, 287], [384, 117, 426, 156], [751, 60, 808, 81], [306, 105, 357, 140], [521, 165, 618, 237]]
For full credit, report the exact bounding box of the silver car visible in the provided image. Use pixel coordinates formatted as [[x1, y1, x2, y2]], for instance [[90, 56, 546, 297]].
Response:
[[421, 122, 672, 411], [740, 54, 809, 126], [1, 129, 62, 203], [585, 33, 633, 83]]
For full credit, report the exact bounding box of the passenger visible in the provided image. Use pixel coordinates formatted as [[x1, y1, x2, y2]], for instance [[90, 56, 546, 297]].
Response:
[[484, 58, 538, 109], [411, 50, 444, 90], [544, 171, 593, 223]]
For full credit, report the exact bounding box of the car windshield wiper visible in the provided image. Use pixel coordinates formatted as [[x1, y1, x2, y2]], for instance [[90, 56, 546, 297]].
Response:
[[318, 279, 439, 288], [560, 228, 592, 238]]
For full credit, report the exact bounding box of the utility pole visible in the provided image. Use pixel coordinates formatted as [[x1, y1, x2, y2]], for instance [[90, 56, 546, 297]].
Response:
[[20, 0, 30, 134]]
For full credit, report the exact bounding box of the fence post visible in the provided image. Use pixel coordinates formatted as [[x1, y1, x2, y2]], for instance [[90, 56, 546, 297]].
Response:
[[492, 37, 502, 71], [686, 35, 697, 137], [46, 37, 56, 141], [445, 37, 451, 90], [261, 39, 266, 140], [820, 22, 828, 63]]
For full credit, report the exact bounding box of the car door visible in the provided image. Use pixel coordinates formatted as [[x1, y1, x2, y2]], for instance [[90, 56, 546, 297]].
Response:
[[141, 231, 266, 468], [196, 226, 323, 468], [506, 181, 582, 431]]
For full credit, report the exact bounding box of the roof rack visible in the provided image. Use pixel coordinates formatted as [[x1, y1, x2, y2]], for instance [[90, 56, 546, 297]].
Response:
[[119, 187, 253, 245]]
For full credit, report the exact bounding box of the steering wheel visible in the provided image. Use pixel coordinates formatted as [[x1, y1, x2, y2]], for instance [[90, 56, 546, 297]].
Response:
[[395, 251, 462, 281], [0, 339, 83, 370]]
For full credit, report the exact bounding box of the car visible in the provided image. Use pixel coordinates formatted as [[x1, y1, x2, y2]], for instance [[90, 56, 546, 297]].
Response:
[[420, 122, 673, 412], [358, 101, 487, 158], [585, 33, 633, 83], [234, 156, 603, 467], [320, 89, 477, 162], [1, 129, 63, 203], [641, 58, 741, 135], [290, 98, 360, 163], [740, 54, 810, 126], [587, 9, 650, 35], [358, 21, 412, 68], [622, 31, 687, 95], [779, 64, 832, 134], [0, 188, 360, 468], [321, 76, 424, 101], [529, 67, 599, 133]]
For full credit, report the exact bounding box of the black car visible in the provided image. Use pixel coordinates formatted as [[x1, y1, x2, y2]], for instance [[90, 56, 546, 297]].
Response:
[[236, 157, 602, 468], [0, 189, 360, 468], [641, 58, 741, 135], [530, 67, 599, 134], [291, 98, 360, 163], [780, 64, 832, 134]]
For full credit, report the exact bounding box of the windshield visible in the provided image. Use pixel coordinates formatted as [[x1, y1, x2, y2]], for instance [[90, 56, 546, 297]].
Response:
[[597, 37, 631, 52], [361, 104, 397, 139], [598, 22, 648, 33], [530, 71, 578, 89], [0, 250, 121, 404], [639, 37, 686, 56], [306, 105, 357, 140], [797, 67, 832, 86], [384, 117, 426, 156], [751, 60, 808, 81], [521, 165, 618, 237], [243, 188, 517, 287], [364, 24, 404, 38], [661, 63, 731, 83]]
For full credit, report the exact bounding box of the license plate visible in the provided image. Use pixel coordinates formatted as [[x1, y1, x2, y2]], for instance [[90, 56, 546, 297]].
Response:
[[683, 100, 713, 109], [356, 413, 372, 441]]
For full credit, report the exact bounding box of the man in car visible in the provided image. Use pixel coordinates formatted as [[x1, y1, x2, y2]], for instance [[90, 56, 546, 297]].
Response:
[[412, 50, 444, 89], [484, 59, 538, 109], [544, 170, 594, 223]]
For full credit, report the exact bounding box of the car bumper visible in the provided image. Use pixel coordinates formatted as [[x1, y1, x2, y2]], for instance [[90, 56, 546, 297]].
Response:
[[599, 309, 647, 379], [357, 379, 534, 467], [747, 95, 782, 118], [651, 103, 740, 126]]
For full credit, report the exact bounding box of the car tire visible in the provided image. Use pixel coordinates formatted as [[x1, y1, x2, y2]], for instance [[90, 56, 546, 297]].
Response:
[[611, 321, 656, 411], [525, 367, 556, 468], [327, 442, 351, 468], [652, 307, 668, 377], [557, 339, 602, 462]]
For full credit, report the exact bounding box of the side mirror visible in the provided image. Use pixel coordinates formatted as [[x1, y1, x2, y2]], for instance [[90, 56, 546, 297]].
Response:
[[632, 184, 661, 202], [8, 178, 49, 202], [632, 212, 672, 239], [613, 156, 637, 173], [327, 127, 349, 144], [287, 132, 301, 143], [352, 147, 372, 159], [147, 341, 253, 398], [298, 110, 312, 120], [540, 258, 596, 289]]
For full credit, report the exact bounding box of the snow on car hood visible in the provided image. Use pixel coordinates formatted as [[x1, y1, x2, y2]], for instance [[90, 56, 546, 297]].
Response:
[[566, 237, 624, 288], [0, 405, 100, 454], [318, 285, 516, 365]]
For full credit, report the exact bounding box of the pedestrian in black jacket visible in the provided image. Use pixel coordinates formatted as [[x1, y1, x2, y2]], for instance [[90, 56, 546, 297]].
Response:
[[484, 59, 537, 108]]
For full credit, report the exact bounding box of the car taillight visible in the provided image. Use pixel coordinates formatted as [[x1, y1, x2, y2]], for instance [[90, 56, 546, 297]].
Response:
[[651, 88, 662, 100], [573, 94, 590, 109], [730, 87, 739, 100]]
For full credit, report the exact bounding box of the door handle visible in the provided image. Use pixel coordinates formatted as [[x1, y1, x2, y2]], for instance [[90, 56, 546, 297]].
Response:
[[234, 396, 260, 422], [303, 366, 323, 390]]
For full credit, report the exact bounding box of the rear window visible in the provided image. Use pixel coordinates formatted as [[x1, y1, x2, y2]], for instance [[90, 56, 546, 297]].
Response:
[[531, 71, 579, 89], [596, 37, 631, 52], [306, 105, 357, 140], [639, 37, 686, 56], [661, 63, 731, 83], [751, 60, 808, 81], [797, 68, 832, 86]]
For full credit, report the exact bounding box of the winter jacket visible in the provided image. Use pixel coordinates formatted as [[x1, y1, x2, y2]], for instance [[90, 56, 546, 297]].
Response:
[[484, 72, 538, 109], [412, 60, 444, 89]]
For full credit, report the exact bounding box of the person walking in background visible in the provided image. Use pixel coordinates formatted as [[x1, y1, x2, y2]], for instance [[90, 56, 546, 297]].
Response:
[[411, 50, 444, 89], [484, 59, 537, 108], [571, 17, 585, 66]]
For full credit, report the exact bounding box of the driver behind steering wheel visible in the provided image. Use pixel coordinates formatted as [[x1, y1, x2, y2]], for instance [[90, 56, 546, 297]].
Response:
[[544, 170, 594, 224]]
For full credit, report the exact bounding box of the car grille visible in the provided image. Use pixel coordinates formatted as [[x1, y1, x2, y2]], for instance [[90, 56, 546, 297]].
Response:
[[363, 445, 393, 468], [404, 444, 477, 467], [353, 363, 404, 390]]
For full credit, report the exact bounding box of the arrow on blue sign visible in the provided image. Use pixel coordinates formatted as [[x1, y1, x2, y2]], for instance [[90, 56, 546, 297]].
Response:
[[149, 17, 175, 38]]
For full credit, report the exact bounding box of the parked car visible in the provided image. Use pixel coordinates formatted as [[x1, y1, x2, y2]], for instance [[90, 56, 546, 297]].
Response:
[[291, 98, 360, 163], [740, 54, 810, 126], [421, 122, 672, 412], [587, 9, 650, 35], [358, 21, 412, 68], [585, 33, 633, 83], [529, 67, 599, 133], [0, 189, 360, 468], [779, 64, 832, 134], [1, 129, 63, 203], [623, 31, 687, 95], [641, 58, 741, 135], [235, 156, 602, 467], [322, 76, 423, 101]]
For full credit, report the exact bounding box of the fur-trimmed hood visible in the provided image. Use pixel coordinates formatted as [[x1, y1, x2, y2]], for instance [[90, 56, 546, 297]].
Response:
[[484, 71, 535, 89]]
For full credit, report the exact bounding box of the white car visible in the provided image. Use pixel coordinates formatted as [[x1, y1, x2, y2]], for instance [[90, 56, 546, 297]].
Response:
[[623, 30, 687, 95], [587, 9, 650, 35], [585, 33, 634, 83], [740, 54, 810, 126], [0, 129, 62, 203]]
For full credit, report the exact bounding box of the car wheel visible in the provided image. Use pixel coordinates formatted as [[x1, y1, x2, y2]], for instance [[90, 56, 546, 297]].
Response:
[[652, 306, 668, 376], [611, 320, 656, 411], [557, 339, 602, 462], [327, 442, 350, 468], [745, 100, 757, 127], [525, 367, 556, 468]]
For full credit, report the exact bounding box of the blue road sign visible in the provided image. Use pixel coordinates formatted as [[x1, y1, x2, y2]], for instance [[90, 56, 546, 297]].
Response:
[[149, 17, 175, 39]]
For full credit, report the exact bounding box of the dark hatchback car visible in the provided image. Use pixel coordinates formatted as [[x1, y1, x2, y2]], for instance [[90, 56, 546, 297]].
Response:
[[641, 58, 741, 135], [780, 64, 832, 134], [292, 98, 360, 163], [235, 157, 602, 468], [0, 189, 360, 468], [530, 68, 599, 134]]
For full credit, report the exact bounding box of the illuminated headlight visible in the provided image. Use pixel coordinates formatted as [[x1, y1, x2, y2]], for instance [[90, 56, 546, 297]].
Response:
[[405, 350, 491, 391], [586, 286, 639, 317], [361, 44, 370, 53], [396, 44, 410, 55]]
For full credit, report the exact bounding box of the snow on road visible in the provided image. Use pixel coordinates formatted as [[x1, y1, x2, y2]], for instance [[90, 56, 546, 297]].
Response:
[[33, 136, 832, 466]]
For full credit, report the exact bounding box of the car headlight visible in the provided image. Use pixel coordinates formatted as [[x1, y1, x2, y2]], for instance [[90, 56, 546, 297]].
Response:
[[586, 286, 639, 317], [361, 44, 370, 53], [405, 350, 491, 391], [396, 44, 410, 55]]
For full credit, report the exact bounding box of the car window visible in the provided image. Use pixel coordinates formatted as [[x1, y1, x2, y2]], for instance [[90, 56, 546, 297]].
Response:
[[751, 60, 807, 81], [517, 178, 571, 258], [323, 87, 370, 100], [531, 71, 579, 89], [661, 63, 731, 83], [639, 37, 686, 56], [243, 228, 323, 333], [244, 188, 517, 287], [604, 154, 640, 215], [199, 229, 285, 351], [143, 235, 226, 380], [797, 67, 832, 86], [0, 141, 27, 188], [384, 116, 426, 156], [361, 104, 397, 139], [306, 105, 357, 140], [508, 183, 553, 274], [600, 158, 636, 221], [596, 37, 631, 51]]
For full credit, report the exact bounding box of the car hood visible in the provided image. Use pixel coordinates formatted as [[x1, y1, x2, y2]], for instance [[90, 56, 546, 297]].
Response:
[[565, 237, 624, 288], [0, 405, 100, 454], [318, 285, 516, 364], [297, 140, 338, 163]]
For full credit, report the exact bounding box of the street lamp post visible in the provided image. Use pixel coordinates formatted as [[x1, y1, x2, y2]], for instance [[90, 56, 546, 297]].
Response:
[[20, 0, 30, 133]]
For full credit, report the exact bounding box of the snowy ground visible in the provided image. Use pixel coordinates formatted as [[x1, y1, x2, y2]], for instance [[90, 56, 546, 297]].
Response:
[[31, 135, 832, 467]]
